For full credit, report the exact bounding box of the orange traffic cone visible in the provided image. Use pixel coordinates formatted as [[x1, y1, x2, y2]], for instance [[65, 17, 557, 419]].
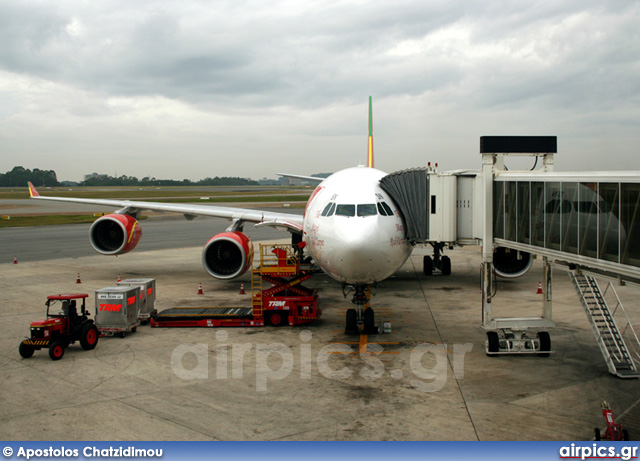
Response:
[[197, 282, 204, 295], [536, 282, 543, 294], [117, 274, 121, 282], [239, 283, 246, 294], [76, 273, 82, 284], [13, 256, 17, 264]]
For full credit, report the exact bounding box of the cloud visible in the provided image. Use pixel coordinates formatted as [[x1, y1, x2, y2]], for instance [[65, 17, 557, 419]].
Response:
[[0, 0, 638, 180]]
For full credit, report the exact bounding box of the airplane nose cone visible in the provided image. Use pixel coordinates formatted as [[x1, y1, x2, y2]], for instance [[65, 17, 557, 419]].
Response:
[[332, 238, 393, 283]]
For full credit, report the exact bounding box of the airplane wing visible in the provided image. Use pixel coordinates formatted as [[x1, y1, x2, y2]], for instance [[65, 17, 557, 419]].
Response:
[[27, 182, 304, 233], [277, 173, 324, 183]]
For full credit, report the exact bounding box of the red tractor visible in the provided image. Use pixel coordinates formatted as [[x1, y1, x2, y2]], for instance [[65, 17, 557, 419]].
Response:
[[19, 294, 99, 361]]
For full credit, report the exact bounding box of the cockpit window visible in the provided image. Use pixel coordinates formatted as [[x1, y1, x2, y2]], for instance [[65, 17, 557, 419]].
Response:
[[321, 202, 334, 217], [335, 204, 356, 217], [377, 202, 394, 216], [357, 204, 377, 217]]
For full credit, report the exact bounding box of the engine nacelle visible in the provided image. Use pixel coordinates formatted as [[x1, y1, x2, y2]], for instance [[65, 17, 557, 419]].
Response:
[[493, 247, 533, 278], [202, 231, 253, 280], [89, 214, 142, 255]]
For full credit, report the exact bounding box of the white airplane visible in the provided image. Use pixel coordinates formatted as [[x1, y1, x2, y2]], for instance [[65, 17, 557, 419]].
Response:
[[27, 97, 412, 334]]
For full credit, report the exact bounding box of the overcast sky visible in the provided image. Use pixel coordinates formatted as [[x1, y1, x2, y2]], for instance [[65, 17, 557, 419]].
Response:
[[1, 1, 638, 182]]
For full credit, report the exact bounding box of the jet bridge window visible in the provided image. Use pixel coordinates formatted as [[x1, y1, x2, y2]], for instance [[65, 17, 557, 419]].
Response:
[[335, 204, 356, 217], [377, 202, 394, 216], [357, 204, 377, 217]]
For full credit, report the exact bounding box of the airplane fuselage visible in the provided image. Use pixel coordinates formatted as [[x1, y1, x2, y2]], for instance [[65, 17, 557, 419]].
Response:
[[302, 166, 412, 284]]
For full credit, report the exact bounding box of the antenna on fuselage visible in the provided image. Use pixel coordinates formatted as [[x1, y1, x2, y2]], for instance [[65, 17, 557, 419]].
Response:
[[367, 96, 374, 168]]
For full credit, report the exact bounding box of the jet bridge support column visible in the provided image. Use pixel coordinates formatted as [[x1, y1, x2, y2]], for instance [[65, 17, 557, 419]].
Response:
[[481, 153, 495, 327], [480, 137, 557, 356]]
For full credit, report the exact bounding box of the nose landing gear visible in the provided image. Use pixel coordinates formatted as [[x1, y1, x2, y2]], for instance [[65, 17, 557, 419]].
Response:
[[344, 284, 379, 335]]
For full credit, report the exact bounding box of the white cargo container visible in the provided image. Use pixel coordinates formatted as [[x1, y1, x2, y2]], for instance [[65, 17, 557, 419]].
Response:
[[116, 278, 157, 323], [95, 286, 141, 337]]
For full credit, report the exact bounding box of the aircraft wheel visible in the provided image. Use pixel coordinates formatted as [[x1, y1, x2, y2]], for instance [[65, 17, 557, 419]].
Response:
[[486, 332, 499, 356], [537, 331, 551, 357], [345, 309, 358, 335], [441, 256, 451, 276], [362, 308, 376, 335], [423, 256, 433, 276]]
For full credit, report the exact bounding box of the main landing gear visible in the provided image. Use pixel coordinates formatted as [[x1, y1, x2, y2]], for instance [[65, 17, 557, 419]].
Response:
[[423, 242, 451, 276], [343, 284, 379, 335]]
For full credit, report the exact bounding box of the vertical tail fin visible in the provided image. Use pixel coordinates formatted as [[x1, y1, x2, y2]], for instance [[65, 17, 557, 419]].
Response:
[[367, 96, 374, 168]]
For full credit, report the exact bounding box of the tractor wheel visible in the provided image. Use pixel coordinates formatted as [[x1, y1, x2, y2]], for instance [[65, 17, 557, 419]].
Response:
[[537, 331, 551, 357], [486, 332, 500, 356], [345, 309, 358, 335], [19, 342, 35, 359], [441, 256, 451, 276], [48, 341, 65, 361], [423, 256, 433, 276], [594, 428, 601, 441], [268, 311, 287, 327], [80, 324, 99, 350]]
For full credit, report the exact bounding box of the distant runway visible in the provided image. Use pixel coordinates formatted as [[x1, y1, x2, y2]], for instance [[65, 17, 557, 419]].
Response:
[[1, 209, 302, 263]]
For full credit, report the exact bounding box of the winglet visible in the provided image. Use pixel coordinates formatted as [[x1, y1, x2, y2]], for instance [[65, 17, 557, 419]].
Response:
[[367, 96, 374, 168], [27, 182, 40, 198]]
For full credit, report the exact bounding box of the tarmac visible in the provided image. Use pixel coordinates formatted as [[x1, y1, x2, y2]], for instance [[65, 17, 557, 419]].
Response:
[[2, 241, 640, 441]]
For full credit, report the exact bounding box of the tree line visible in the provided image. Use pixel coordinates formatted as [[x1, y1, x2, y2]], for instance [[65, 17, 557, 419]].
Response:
[[0, 166, 258, 187]]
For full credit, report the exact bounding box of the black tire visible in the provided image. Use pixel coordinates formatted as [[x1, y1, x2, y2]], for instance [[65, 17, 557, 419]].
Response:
[[49, 341, 65, 361], [19, 342, 35, 359], [441, 256, 451, 276], [362, 307, 376, 335], [487, 332, 500, 356], [594, 428, 601, 441], [537, 331, 551, 357], [80, 323, 99, 350], [131, 327, 137, 333], [423, 256, 433, 276], [623, 429, 629, 441], [345, 309, 358, 335], [268, 311, 287, 327], [119, 331, 126, 338]]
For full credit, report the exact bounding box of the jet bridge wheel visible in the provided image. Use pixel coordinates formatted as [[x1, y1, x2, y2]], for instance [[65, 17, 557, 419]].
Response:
[[423, 256, 433, 276], [537, 331, 551, 357], [486, 332, 500, 356], [441, 256, 451, 276]]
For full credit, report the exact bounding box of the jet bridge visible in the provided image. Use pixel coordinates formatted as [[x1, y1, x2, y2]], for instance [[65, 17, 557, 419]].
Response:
[[480, 136, 640, 377], [380, 165, 481, 275]]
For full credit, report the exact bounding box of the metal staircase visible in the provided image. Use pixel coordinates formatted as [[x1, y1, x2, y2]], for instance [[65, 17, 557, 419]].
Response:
[[569, 273, 640, 378]]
